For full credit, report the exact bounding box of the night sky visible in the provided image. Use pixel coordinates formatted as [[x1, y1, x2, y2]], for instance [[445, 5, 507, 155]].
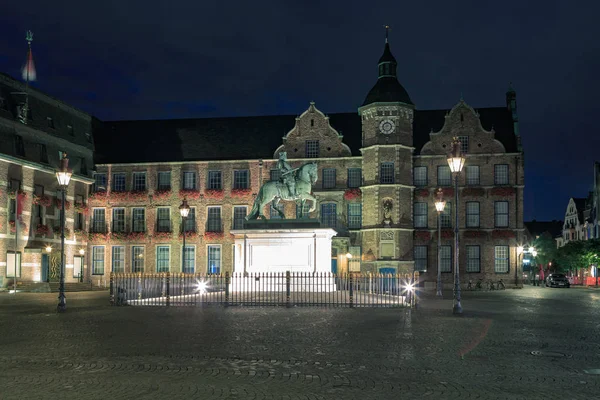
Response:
[[1, 1, 599, 222]]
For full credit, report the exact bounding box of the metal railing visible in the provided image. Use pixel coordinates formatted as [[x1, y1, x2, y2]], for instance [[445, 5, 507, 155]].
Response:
[[110, 272, 414, 308]]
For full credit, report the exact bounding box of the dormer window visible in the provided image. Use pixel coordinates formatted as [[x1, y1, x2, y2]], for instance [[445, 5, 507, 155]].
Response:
[[67, 125, 74, 136], [47, 117, 55, 129], [310, 119, 314, 127], [85, 132, 92, 143]]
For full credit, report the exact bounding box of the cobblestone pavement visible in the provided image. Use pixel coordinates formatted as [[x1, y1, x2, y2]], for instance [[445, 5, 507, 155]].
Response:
[[0, 286, 599, 399]]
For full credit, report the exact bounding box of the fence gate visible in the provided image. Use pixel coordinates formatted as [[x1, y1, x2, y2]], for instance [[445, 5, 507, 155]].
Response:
[[110, 272, 414, 308]]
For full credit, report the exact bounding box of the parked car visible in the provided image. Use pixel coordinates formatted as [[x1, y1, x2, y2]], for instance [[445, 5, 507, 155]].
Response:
[[545, 273, 570, 288]]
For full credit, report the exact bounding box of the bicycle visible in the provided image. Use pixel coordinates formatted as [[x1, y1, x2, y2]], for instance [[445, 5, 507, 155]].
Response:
[[475, 278, 484, 291], [487, 280, 496, 291], [467, 279, 474, 290], [496, 279, 506, 290]]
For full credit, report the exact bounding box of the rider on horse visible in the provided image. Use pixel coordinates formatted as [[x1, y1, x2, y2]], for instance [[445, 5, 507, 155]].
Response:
[[276, 152, 298, 199]]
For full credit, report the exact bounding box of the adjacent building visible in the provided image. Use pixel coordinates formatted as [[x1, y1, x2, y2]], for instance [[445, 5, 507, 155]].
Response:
[[556, 196, 592, 248]]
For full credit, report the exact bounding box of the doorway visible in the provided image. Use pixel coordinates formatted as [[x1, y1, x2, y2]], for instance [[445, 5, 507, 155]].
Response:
[[41, 254, 49, 282]]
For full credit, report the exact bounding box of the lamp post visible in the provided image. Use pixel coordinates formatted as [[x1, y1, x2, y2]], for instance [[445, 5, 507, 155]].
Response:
[[179, 199, 190, 273], [517, 245, 524, 287], [55, 153, 72, 313], [434, 188, 446, 297], [79, 248, 85, 282], [447, 137, 465, 314]]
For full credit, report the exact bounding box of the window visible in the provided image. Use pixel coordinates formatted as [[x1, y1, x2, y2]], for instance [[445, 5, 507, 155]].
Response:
[[466, 202, 480, 228], [156, 246, 170, 272], [0, 96, 6, 110], [414, 246, 427, 272], [132, 208, 145, 232], [465, 166, 480, 185], [33, 185, 44, 225], [270, 204, 282, 219], [437, 166, 452, 186], [270, 169, 281, 182], [440, 246, 452, 272], [414, 202, 428, 228], [80, 157, 87, 175], [112, 173, 126, 192], [208, 170, 222, 189], [85, 132, 92, 143], [440, 202, 452, 228], [207, 245, 221, 274], [112, 246, 125, 273], [183, 207, 196, 232], [112, 208, 125, 232], [93, 174, 107, 192], [133, 172, 146, 191], [207, 207, 222, 232], [156, 208, 171, 232], [233, 206, 247, 229], [6, 252, 21, 278], [494, 201, 509, 227], [466, 246, 481, 272], [458, 136, 469, 154], [310, 119, 314, 127], [380, 162, 395, 184], [494, 245, 509, 273], [233, 170, 249, 189], [46, 117, 55, 129], [348, 203, 362, 229], [320, 203, 337, 228], [413, 166, 427, 186], [494, 164, 509, 185], [348, 246, 361, 272], [39, 144, 48, 163], [132, 246, 144, 273], [182, 171, 197, 190], [15, 135, 25, 156], [91, 209, 106, 232], [347, 168, 362, 188], [157, 171, 171, 190], [183, 246, 195, 273], [67, 125, 74, 136], [322, 168, 336, 189], [296, 202, 311, 219], [305, 140, 319, 158], [74, 256, 83, 279], [92, 246, 104, 275]]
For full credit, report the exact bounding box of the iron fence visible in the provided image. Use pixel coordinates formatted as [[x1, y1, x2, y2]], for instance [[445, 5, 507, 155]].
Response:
[[110, 272, 414, 308]]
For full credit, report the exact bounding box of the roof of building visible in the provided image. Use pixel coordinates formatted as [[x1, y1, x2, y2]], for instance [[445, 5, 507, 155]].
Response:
[[362, 77, 413, 107], [524, 220, 564, 238], [96, 105, 518, 164], [573, 197, 588, 224], [378, 42, 397, 64]]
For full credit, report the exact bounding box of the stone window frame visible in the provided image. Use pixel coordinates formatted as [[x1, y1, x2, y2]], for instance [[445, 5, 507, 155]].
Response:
[[494, 164, 509, 185], [157, 171, 171, 190], [206, 206, 222, 232], [112, 246, 125, 273], [494, 201, 509, 228], [112, 173, 126, 192], [413, 202, 428, 228], [156, 245, 170, 273], [466, 245, 481, 273], [131, 245, 145, 273], [91, 208, 106, 233], [182, 171, 197, 190], [494, 245, 509, 273], [112, 208, 126, 233], [132, 208, 146, 232], [132, 171, 147, 191], [413, 166, 427, 186], [379, 162, 395, 184], [207, 244, 221, 274], [233, 169, 249, 189], [92, 246, 105, 275], [305, 140, 320, 158], [156, 207, 171, 232], [347, 168, 362, 188], [440, 245, 452, 273], [465, 165, 480, 186], [182, 244, 196, 274], [320, 203, 337, 229], [458, 135, 469, 154], [208, 170, 222, 190], [347, 203, 362, 230], [414, 245, 427, 272], [466, 201, 480, 228], [437, 165, 452, 186], [232, 206, 248, 229], [322, 168, 336, 189]]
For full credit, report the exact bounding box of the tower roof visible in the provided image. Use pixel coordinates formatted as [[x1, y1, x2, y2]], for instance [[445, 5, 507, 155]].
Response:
[[378, 42, 397, 64]]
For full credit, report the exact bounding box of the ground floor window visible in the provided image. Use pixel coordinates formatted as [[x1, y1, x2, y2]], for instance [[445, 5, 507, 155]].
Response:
[[112, 246, 125, 273], [440, 245, 452, 273], [414, 246, 427, 272], [6, 251, 21, 278], [183, 245, 195, 274], [207, 245, 221, 274], [132, 246, 144, 273], [92, 246, 104, 275], [73, 256, 84, 279], [494, 245, 509, 273], [156, 246, 170, 272], [466, 246, 480, 273]]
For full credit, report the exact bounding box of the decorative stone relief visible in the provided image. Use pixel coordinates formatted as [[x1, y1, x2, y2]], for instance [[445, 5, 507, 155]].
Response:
[[380, 230, 394, 241], [382, 199, 394, 226]]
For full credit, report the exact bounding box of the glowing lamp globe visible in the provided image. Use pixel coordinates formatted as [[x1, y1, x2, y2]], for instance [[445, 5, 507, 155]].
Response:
[[179, 199, 190, 218], [434, 188, 446, 213], [55, 153, 72, 187], [447, 138, 465, 173], [517, 246, 524, 254]]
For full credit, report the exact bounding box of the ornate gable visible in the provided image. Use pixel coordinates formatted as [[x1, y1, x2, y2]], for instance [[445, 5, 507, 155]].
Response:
[[273, 102, 351, 159]]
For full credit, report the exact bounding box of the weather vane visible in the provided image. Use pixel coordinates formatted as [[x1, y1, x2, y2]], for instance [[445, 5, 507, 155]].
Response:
[[383, 25, 391, 42]]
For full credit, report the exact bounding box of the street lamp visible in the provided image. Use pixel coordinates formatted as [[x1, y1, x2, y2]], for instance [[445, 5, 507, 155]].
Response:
[[447, 137, 465, 314], [434, 188, 446, 297], [517, 246, 524, 287], [179, 198, 190, 273], [45, 245, 52, 253], [55, 152, 72, 313]]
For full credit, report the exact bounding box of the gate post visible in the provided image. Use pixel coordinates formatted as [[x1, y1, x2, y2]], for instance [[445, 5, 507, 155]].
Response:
[[286, 271, 291, 308], [225, 271, 230, 307], [166, 272, 170, 307], [349, 273, 354, 308], [109, 272, 115, 306]]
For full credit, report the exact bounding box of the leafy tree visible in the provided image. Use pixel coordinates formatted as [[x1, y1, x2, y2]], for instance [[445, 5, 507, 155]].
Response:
[[532, 233, 557, 269], [554, 239, 600, 274]]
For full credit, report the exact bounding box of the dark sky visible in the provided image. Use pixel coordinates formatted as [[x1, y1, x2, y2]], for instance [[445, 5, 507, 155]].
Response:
[[1, 1, 599, 222]]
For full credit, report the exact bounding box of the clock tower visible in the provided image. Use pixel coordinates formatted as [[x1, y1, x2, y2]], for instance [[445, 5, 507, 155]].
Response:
[[358, 32, 415, 276]]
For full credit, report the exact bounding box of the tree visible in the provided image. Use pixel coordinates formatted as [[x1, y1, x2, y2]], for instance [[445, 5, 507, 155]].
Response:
[[554, 239, 600, 275], [532, 233, 557, 269]]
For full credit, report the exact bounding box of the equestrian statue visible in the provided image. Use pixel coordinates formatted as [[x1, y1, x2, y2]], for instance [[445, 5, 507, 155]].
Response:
[[246, 152, 318, 220]]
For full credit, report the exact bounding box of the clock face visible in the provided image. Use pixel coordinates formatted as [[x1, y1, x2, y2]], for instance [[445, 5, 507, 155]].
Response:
[[379, 119, 395, 135]]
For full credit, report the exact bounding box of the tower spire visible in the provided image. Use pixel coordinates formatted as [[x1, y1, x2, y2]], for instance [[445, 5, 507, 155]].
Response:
[[384, 25, 390, 43], [19, 30, 36, 125]]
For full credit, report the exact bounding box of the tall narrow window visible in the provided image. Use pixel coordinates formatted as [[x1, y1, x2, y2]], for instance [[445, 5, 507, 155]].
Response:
[[440, 246, 452, 272], [305, 140, 319, 158], [466, 246, 480, 273], [132, 246, 144, 273], [466, 202, 480, 228], [414, 202, 428, 228], [494, 201, 509, 227], [6, 252, 21, 278], [39, 144, 48, 163], [92, 209, 106, 233], [465, 166, 480, 185], [347, 203, 362, 229], [112, 246, 125, 273], [440, 202, 452, 228], [93, 174, 107, 192], [347, 168, 362, 188], [458, 136, 469, 154], [132, 208, 146, 232], [112, 208, 125, 232], [112, 173, 126, 192], [182, 171, 197, 190], [47, 117, 55, 129], [320, 203, 337, 229], [206, 207, 222, 232], [67, 125, 74, 136], [156, 208, 171, 232], [233, 206, 247, 229], [183, 245, 195, 273], [156, 246, 170, 272], [14, 135, 25, 156], [494, 246, 509, 273], [207, 245, 221, 274], [80, 157, 87, 175], [380, 162, 395, 184], [233, 170, 249, 189], [494, 164, 509, 185], [132, 172, 146, 191], [208, 170, 222, 189], [33, 184, 44, 226], [414, 246, 428, 272], [322, 169, 336, 189], [413, 166, 428, 186], [296, 202, 311, 219], [183, 208, 196, 232], [437, 166, 452, 186], [157, 171, 171, 190], [92, 246, 105, 275]]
